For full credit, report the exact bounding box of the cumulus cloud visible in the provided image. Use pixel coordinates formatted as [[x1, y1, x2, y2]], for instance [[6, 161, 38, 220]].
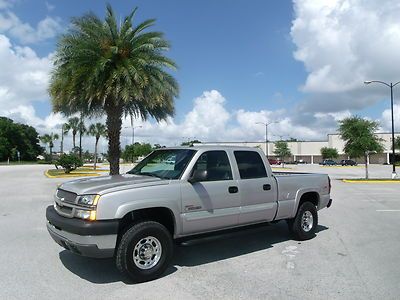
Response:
[[291, 0, 400, 113], [0, 34, 53, 111], [0, 10, 61, 44]]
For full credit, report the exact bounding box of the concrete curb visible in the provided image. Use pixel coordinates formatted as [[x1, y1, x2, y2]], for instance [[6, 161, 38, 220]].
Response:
[[44, 169, 101, 179], [342, 179, 400, 183]]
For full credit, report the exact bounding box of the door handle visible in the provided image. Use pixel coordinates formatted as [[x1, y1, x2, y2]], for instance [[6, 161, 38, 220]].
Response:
[[263, 184, 271, 191], [228, 186, 238, 193]]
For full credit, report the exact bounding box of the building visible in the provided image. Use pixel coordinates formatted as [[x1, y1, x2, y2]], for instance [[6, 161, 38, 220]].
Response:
[[198, 132, 400, 164]]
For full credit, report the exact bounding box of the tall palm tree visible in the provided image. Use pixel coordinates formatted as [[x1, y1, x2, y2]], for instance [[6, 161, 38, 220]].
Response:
[[78, 113, 86, 159], [49, 5, 178, 175], [64, 117, 80, 149], [87, 123, 107, 170], [40, 133, 59, 158], [60, 123, 70, 153]]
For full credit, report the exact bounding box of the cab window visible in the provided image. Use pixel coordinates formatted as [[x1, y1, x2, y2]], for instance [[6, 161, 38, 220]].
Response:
[[234, 151, 267, 179], [192, 151, 233, 181]]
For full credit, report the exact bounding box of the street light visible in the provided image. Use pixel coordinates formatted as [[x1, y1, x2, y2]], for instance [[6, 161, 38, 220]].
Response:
[[124, 125, 142, 145], [364, 80, 400, 179], [256, 121, 279, 158]]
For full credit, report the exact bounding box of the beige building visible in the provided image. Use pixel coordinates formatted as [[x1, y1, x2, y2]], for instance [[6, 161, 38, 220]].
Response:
[[200, 132, 400, 164]]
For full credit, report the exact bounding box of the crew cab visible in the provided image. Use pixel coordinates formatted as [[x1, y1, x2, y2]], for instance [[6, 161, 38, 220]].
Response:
[[46, 146, 332, 282]]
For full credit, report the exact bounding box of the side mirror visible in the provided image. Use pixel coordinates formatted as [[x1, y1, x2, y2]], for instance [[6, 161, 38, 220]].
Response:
[[188, 170, 207, 184]]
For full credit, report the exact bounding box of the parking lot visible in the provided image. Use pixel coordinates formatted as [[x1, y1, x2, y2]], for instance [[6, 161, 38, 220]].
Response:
[[0, 164, 399, 299]]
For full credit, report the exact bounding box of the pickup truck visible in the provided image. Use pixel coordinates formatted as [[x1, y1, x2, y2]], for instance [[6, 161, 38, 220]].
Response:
[[46, 146, 332, 282]]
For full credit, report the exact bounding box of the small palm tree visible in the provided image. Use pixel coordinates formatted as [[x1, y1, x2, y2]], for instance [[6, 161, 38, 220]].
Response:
[[64, 117, 80, 149], [87, 123, 107, 170], [40, 133, 59, 158], [49, 5, 178, 175]]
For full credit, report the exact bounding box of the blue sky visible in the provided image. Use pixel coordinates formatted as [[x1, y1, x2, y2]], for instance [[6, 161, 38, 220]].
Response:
[[0, 0, 399, 149]]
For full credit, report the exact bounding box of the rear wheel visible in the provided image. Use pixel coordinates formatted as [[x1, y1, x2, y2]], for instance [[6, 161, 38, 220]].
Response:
[[115, 221, 173, 282], [287, 202, 318, 240]]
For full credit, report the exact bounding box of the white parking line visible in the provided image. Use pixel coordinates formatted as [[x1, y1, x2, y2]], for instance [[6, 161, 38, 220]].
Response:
[[376, 210, 400, 212]]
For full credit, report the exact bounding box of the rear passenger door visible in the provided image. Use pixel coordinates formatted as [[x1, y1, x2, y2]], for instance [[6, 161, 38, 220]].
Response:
[[181, 150, 241, 234], [234, 151, 278, 224]]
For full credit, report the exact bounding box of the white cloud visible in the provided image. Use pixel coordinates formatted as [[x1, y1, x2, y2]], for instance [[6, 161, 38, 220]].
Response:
[[291, 0, 400, 112], [0, 34, 53, 111], [0, 10, 61, 44], [381, 104, 400, 132]]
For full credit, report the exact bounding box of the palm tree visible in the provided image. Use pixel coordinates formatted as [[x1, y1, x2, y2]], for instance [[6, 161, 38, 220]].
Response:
[[49, 5, 178, 175], [40, 133, 59, 158], [60, 123, 70, 153], [87, 123, 107, 170], [64, 117, 80, 149], [78, 114, 86, 159]]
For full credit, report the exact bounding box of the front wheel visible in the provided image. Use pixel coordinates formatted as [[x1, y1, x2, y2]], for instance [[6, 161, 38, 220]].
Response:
[[115, 221, 173, 282], [287, 202, 318, 241]]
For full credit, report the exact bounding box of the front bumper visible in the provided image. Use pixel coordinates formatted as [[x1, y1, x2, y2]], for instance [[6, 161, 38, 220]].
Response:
[[46, 205, 118, 258]]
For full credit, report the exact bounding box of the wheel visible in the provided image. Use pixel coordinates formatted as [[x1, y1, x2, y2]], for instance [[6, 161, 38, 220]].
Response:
[[287, 202, 318, 241], [116, 221, 173, 282]]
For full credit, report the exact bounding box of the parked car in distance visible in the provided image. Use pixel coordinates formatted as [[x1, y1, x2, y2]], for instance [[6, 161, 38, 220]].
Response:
[[268, 158, 281, 165], [320, 159, 337, 166], [340, 159, 357, 166]]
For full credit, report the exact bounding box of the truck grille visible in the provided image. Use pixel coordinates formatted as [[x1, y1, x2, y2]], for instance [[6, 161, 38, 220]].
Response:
[[56, 189, 77, 204], [55, 203, 73, 214]]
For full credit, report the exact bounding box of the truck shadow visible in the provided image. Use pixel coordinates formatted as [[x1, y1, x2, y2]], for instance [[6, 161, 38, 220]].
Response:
[[173, 222, 328, 267], [59, 222, 328, 284]]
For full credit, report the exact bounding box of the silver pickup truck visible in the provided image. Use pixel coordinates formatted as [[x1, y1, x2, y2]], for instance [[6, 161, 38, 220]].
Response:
[[46, 146, 332, 282]]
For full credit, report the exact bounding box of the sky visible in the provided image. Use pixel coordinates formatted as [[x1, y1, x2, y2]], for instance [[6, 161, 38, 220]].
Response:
[[0, 0, 400, 152]]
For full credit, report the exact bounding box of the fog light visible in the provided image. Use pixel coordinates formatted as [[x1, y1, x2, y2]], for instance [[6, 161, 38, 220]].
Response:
[[75, 209, 91, 220]]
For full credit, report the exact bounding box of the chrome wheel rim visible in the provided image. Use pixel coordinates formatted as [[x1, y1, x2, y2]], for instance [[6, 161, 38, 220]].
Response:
[[301, 211, 313, 232], [133, 236, 162, 270]]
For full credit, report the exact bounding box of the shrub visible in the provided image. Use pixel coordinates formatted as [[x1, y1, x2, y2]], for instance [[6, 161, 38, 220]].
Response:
[[56, 154, 83, 173]]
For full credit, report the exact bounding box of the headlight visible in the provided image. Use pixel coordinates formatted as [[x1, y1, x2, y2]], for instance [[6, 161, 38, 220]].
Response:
[[75, 209, 96, 221], [77, 194, 100, 207]]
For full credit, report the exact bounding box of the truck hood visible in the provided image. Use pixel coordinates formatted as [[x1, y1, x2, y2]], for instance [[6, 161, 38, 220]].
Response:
[[59, 174, 169, 195]]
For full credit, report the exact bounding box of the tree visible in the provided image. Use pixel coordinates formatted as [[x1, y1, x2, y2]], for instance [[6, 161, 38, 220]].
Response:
[[122, 142, 152, 162], [274, 141, 292, 166], [87, 123, 107, 170], [49, 5, 178, 175], [393, 136, 400, 150], [181, 139, 201, 146], [64, 117, 80, 149], [0, 117, 43, 161], [78, 114, 86, 159], [320, 147, 339, 160], [338, 116, 384, 179], [40, 133, 59, 158]]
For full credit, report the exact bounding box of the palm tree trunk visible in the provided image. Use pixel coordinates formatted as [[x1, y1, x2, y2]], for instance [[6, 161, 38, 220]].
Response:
[[94, 138, 99, 170], [106, 105, 122, 175], [73, 133, 76, 149]]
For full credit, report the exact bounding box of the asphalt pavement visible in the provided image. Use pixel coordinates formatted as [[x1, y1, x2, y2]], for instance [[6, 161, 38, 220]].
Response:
[[0, 164, 399, 299]]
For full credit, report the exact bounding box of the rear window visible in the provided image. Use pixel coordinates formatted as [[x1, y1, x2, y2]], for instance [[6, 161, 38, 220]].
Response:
[[234, 151, 267, 179]]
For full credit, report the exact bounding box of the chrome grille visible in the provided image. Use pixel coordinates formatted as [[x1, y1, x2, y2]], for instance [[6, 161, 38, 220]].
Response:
[[56, 189, 77, 204], [55, 203, 73, 214]]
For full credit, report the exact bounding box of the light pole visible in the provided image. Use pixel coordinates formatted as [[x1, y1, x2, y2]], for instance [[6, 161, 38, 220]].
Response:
[[256, 121, 279, 158], [124, 125, 142, 145], [364, 80, 400, 178]]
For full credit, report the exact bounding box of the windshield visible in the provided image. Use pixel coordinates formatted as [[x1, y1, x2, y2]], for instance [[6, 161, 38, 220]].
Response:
[[127, 149, 197, 179]]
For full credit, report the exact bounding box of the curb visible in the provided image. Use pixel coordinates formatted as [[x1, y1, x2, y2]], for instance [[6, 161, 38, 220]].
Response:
[[342, 179, 400, 183], [44, 169, 101, 179]]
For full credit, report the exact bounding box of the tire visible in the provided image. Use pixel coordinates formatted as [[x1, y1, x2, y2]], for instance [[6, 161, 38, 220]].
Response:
[[115, 221, 173, 283], [287, 202, 318, 241]]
